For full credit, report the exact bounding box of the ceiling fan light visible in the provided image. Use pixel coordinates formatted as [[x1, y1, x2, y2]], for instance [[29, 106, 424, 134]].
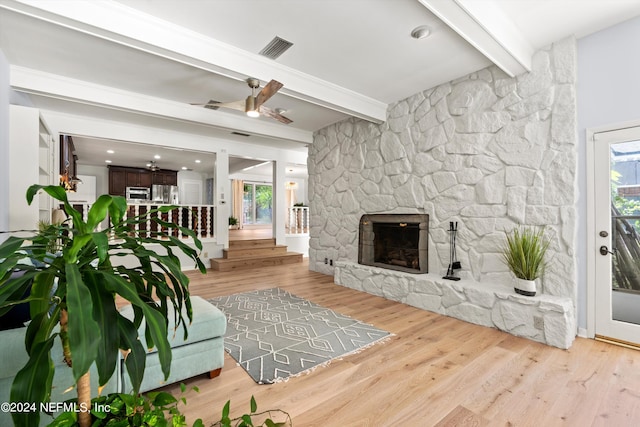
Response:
[[245, 96, 260, 118]]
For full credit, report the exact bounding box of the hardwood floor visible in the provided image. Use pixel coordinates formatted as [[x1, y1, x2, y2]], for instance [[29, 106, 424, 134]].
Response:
[[158, 260, 640, 426]]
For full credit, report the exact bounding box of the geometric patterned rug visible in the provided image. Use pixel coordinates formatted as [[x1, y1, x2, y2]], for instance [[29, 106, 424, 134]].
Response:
[[207, 288, 392, 384]]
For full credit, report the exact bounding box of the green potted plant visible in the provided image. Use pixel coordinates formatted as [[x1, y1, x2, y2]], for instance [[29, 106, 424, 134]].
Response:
[[229, 216, 239, 229], [501, 226, 550, 296], [0, 184, 206, 427]]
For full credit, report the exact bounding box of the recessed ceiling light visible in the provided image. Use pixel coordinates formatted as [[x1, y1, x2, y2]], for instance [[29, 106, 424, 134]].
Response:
[[146, 163, 152, 167], [107, 149, 114, 154], [105, 160, 112, 163], [195, 159, 201, 163], [410, 25, 431, 40], [181, 166, 188, 170], [154, 154, 161, 159]]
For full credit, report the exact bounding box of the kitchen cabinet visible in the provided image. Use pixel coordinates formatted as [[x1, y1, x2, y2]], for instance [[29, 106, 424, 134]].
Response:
[[108, 166, 174, 195], [109, 168, 127, 196], [152, 170, 177, 186]]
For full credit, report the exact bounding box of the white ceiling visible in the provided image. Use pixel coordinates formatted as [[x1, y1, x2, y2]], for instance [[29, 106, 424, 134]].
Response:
[[2, 0, 640, 175]]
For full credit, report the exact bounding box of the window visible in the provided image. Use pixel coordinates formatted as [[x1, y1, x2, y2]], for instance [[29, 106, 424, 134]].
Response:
[[243, 183, 272, 224]]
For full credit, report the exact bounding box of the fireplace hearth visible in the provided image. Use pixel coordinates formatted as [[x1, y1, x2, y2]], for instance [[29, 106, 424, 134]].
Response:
[[358, 214, 429, 274]]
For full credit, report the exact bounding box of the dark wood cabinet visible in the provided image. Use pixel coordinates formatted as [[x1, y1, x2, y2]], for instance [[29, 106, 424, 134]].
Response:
[[126, 170, 140, 187], [152, 170, 177, 186], [139, 172, 153, 187], [109, 168, 127, 196], [109, 166, 176, 196]]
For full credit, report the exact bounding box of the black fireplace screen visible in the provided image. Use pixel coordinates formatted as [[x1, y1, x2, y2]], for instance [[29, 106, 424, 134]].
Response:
[[358, 214, 429, 274], [373, 222, 420, 269]]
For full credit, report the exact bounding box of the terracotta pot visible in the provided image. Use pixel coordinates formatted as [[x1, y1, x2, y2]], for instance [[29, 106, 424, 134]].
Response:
[[514, 278, 536, 297]]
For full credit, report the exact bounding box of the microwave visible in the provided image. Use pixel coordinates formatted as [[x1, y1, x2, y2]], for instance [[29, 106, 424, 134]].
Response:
[[126, 186, 150, 202]]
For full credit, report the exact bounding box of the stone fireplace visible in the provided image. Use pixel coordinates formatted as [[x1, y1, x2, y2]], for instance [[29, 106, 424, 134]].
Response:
[[308, 38, 578, 349], [358, 214, 429, 273]]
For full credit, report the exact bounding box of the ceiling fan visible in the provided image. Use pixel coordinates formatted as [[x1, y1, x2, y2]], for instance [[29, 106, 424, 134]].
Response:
[[146, 161, 160, 171], [194, 78, 292, 124]]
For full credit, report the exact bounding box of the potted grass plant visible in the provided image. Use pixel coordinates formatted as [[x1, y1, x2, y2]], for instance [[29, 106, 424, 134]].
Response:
[[229, 216, 239, 230], [501, 226, 550, 296], [0, 184, 206, 427]]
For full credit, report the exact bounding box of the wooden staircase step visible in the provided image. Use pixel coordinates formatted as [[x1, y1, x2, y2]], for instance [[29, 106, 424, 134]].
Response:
[[223, 245, 288, 259], [210, 252, 303, 272], [228, 238, 277, 249]]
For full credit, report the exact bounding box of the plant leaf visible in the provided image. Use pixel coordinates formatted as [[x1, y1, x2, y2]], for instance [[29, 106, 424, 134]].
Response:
[[91, 232, 109, 264], [10, 335, 55, 427], [117, 314, 146, 394], [86, 272, 120, 386], [86, 194, 112, 230], [0, 236, 26, 259], [222, 400, 230, 418], [152, 391, 178, 407], [250, 395, 257, 413], [65, 262, 100, 382]]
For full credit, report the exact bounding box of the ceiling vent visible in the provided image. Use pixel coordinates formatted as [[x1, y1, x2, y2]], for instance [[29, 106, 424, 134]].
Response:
[[231, 131, 251, 137], [259, 36, 293, 60], [204, 100, 220, 110]]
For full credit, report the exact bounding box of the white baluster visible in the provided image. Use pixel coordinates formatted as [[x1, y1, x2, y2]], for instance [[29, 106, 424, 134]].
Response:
[[206, 206, 212, 238], [196, 206, 202, 239], [178, 208, 183, 239]]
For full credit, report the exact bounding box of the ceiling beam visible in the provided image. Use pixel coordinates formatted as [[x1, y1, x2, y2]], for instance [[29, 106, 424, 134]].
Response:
[[11, 66, 314, 145], [3, 0, 387, 123], [418, 0, 533, 77]]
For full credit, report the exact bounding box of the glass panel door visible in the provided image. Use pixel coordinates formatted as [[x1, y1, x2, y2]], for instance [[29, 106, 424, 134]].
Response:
[[610, 140, 640, 325], [242, 182, 272, 225], [594, 127, 640, 345], [255, 184, 273, 224]]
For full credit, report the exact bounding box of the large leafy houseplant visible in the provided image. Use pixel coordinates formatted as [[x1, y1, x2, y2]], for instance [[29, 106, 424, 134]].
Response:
[[501, 226, 550, 296], [0, 185, 206, 427]]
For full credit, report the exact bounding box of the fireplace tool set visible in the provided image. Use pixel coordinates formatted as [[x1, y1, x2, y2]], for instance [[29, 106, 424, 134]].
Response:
[[443, 221, 461, 281]]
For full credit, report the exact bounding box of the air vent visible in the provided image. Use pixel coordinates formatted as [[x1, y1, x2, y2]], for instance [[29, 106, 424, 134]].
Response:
[[231, 131, 250, 137], [204, 100, 220, 110], [259, 36, 293, 60]]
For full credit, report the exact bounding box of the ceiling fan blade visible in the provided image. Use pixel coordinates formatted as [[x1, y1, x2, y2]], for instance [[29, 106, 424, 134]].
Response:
[[255, 79, 284, 108], [215, 100, 245, 111], [259, 106, 293, 124], [193, 99, 245, 111]]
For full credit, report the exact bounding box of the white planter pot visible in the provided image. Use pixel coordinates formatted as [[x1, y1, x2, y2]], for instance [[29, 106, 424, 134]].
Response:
[[514, 278, 537, 297]]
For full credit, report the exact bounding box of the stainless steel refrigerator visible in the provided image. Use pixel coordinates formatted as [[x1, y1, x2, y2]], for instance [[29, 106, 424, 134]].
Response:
[[152, 185, 180, 204]]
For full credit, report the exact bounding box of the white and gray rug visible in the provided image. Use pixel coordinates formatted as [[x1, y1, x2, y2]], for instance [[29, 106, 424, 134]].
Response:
[[208, 288, 392, 384]]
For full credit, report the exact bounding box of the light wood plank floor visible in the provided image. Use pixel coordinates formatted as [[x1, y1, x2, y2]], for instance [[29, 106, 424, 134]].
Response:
[[158, 260, 640, 426]]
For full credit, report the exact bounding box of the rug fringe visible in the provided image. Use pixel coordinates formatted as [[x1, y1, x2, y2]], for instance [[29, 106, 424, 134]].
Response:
[[270, 333, 396, 384]]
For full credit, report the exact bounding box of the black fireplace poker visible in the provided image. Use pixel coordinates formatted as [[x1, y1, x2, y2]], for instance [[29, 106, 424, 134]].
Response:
[[443, 221, 461, 281]]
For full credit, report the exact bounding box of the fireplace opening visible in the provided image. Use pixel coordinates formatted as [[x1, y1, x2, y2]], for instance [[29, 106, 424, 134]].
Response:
[[358, 214, 429, 274]]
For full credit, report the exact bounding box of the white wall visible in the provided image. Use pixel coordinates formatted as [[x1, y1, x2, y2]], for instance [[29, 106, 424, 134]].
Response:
[[576, 15, 640, 330], [0, 50, 8, 239], [77, 164, 109, 196]]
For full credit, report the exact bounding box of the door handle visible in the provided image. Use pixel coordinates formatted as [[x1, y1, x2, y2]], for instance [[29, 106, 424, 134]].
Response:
[[600, 245, 615, 256]]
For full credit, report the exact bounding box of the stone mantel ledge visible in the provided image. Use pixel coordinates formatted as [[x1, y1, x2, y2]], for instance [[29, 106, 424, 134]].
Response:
[[334, 261, 576, 349]]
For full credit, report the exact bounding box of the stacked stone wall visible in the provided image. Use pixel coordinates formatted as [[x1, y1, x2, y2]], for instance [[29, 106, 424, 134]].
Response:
[[308, 37, 578, 302]]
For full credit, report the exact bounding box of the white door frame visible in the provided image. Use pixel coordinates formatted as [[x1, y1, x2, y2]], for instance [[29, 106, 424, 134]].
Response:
[[586, 118, 640, 340]]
